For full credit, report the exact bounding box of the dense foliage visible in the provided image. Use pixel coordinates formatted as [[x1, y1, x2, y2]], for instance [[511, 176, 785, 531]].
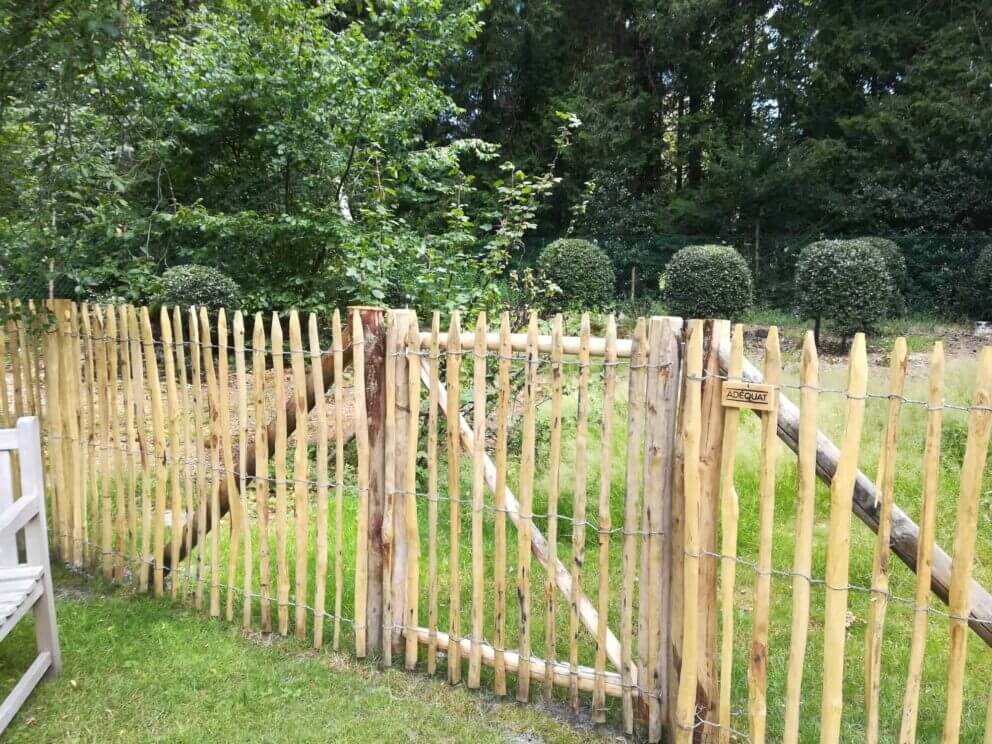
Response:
[[975, 246, 992, 319], [536, 239, 615, 310], [857, 237, 908, 316], [158, 265, 240, 310], [0, 0, 574, 314], [0, 2, 990, 316], [795, 239, 895, 338], [661, 245, 753, 319], [449, 2, 992, 239]]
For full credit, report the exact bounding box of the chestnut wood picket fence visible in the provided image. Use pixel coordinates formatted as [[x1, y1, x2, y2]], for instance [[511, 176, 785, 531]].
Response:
[[1, 299, 991, 742]]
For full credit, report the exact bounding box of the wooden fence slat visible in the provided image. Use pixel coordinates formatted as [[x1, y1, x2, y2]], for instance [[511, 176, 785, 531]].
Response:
[[782, 330, 818, 744], [382, 311, 400, 668], [352, 309, 370, 657], [93, 306, 113, 580], [0, 322, 10, 428], [271, 313, 289, 635], [544, 313, 564, 701], [621, 317, 647, 734], [41, 303, 65, 561], [252, 313, 271, 631], [698, 320, 730, 742], [748, 327, 780, 744], [516, 312, 539, 704], [898, 342, 943, 743], [53, 301, 71, 560], [469, 312, 487, 688], [28, 301, 44, 425], [172, 307, 193, 599], [235, 311, 252, 627], [592, 315, 617, 722], [139, 306, 168, 596], [718, 324, 745, 744], [58, 301, 75, 560], [289, 311, 309, 639], [189, 307, 207, 609], [26, 301, 42, 424], [107, 308, 126, 583], [446, 311, 463, 684], [9, 311, 25, 424], [68, 304, 84, 567], [127, 306, 150, 589], [218, 310, 242, 622], [199, 307, 222, 616], [119, 306, 138, 579], [644, 315, 682, 742], [492, 312, 511, 695], [675, 319, 704, 744], [942, 345, 992, 742], [81, 305, 98, 569], [310, 313, 328, 648], [426, 312, 441, 674], [160, 308, 183, 599], [819, 333, 868, 744], [568, 312, 591, 713], [332, 309, 345, 651], [15, 302, 35, 418], [404, 317, 422, 670], [865, 337, 908, 743]]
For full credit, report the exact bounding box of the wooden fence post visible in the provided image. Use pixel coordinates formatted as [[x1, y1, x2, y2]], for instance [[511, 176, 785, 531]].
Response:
[[697, 319, 729, 741], [385, 308, 414, 664], [351, 306, 388, 657]]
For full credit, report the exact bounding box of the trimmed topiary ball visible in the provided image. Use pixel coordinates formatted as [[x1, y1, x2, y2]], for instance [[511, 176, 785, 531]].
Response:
[[537, 238, 616, 310], [856, 236, 907, 315], [975, 245, 992, 319], [158, 265, 240, 310], [661, 244, 753, 319], [795, 238, 894, 339]]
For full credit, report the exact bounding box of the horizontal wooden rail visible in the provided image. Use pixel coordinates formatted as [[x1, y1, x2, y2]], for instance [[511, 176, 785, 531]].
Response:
[[409, 627, 623, 696], [420, 331, 634, 358]]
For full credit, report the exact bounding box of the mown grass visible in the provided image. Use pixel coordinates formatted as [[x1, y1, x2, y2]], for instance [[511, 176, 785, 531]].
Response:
[[0, 568, 613, 743], [4, 313, 990, 741]]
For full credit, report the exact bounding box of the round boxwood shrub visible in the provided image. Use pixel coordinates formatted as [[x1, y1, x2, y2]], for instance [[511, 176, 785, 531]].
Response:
[[975, 244, 992, 318], [537, 238, 615, 309], [795, 238, 894, 340], [158, 264, 240, 310], [660, 245, 753, 319], [856, 236, 907, 315]]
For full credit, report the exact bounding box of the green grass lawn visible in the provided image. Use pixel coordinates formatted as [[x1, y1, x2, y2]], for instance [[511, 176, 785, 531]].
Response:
[[0, 568, 613, 743]]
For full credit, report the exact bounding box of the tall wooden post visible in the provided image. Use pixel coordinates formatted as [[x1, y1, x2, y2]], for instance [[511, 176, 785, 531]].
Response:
[[696, 319, 729, 741], [352, 307, 388, 657]]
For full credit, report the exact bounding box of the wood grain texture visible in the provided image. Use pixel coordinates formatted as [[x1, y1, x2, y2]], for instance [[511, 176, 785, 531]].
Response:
[[819, 334, 868, 744], [898, 342, 943, 744], [782, 330, 818, 744], [942, 346, 992, 743]]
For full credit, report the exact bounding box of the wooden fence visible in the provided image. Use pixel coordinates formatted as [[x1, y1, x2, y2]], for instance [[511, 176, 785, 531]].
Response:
[[2, 299, 992, 742]]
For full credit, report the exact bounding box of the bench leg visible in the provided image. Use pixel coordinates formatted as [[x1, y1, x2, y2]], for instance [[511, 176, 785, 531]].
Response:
[[19, 418, 61, 676], [0, 651, 51, 733]]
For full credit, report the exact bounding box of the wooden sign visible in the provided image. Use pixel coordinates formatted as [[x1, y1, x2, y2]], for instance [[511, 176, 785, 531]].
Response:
[[721, 381, 777, 412]]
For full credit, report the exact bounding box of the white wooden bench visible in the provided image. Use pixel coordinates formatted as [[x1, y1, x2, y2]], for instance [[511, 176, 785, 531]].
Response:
[[0, 417, 60, 733]]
